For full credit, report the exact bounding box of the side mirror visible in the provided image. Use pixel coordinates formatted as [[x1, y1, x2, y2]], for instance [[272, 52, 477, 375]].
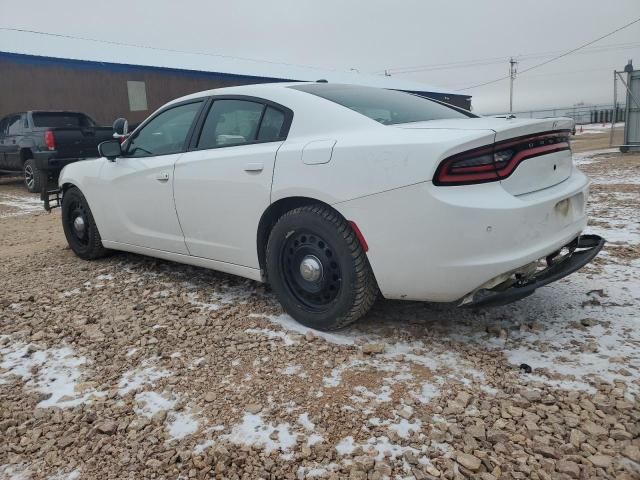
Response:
[[98, 140, 122, 161], [112, 117, 129, 136]]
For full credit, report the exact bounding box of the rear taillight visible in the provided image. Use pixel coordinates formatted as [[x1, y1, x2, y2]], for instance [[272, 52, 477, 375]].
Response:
[[44, 130, 56, 151], [434, 131, 570, 186]]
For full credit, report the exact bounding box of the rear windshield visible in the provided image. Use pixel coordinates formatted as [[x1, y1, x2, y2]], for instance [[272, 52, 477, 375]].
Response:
[[290, 84, 474, 125], [32, 113, 96, 128]]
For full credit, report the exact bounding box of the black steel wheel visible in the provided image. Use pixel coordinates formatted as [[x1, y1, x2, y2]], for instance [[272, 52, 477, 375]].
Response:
[[266, 204, 378, 330], [281, 230, 342, 311], [61, 186, 109, 260]]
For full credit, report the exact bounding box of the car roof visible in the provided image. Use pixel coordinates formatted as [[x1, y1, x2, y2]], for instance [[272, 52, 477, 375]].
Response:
[[168, 81, 315, 104]]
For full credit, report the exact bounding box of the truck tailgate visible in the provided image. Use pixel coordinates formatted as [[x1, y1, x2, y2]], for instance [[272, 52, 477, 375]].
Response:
[[49, 127, 113, 158]]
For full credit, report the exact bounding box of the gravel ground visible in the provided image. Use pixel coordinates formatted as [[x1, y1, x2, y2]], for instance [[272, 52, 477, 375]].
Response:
[[0, 151, 639, 480]]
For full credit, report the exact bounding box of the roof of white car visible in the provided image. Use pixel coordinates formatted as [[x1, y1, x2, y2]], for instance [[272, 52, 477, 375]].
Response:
[[168, 81, 314, 103], [0, 29, 454, 95]]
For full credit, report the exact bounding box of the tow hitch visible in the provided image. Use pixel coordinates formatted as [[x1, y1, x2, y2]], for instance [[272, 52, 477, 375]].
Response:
[[463, 234, 605, 308], [41, 172, 62, 212]]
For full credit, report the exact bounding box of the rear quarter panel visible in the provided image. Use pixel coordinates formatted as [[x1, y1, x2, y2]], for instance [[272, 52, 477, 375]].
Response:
[[271, 128, 496, 205]]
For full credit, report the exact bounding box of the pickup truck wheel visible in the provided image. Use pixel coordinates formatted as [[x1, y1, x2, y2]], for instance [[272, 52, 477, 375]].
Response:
[[266, 205, 378, 331], [61, 187, 108, 260], [23, 159, 42, 193]]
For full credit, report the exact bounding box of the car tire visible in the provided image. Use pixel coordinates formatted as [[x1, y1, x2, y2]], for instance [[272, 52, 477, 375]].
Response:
[[61, 187, 109, 260], [23, 159, 42, 193], [266, 204, 378, 330]]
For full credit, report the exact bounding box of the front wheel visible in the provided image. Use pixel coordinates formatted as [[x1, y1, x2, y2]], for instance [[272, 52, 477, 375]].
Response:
[[266, 205, 378, 330], [23, 159, 42, 193], [61, 187, 109, 260]]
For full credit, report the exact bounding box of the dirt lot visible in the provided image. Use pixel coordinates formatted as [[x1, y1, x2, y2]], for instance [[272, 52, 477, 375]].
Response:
[[1, 147, 639, 479]]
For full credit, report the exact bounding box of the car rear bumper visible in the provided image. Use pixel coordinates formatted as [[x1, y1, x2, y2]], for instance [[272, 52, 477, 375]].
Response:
[[462, 234, 604, 308], [33, 151, 78, 172], [334, 168, 593, 302]]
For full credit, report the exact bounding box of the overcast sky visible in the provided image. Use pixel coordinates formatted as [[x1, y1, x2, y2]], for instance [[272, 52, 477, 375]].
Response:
[[1, 0, 639, 114]]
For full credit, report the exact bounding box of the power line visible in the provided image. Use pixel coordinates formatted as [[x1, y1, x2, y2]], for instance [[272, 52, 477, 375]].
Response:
[[456, 16, 640, 91], [378, 41, 640, 75], [446, 66, 619, 90]]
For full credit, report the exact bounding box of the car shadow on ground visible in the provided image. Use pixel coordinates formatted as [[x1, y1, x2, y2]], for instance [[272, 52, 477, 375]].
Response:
[[108, 250, 544, 345]]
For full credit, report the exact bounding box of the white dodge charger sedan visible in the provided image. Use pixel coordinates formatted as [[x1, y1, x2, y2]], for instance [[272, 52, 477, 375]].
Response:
[[52, 82, 604, 330]]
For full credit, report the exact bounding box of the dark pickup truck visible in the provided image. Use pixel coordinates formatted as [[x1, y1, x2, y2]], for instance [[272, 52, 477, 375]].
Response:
[[0, 111, 113, 192]]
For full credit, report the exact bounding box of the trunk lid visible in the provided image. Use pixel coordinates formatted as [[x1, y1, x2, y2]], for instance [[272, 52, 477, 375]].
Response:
[[396, 116, 575, 195]]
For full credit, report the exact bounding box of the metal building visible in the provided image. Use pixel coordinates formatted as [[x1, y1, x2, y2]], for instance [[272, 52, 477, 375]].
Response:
[[0, 30, 471, 125]]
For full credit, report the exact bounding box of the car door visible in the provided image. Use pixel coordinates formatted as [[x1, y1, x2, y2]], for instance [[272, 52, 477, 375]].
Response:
[[174, 97, 292, 267], [4, 115, 23, 169], [99, 99, 205, 254]]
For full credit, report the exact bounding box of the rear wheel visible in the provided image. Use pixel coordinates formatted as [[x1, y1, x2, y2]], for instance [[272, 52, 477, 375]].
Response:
[[266, 205, 378, 330], [23, 159, 42, 193], [61, 187, 108, 260]]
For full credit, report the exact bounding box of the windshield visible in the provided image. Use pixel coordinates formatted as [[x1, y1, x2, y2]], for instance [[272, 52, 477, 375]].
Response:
[[32, 113, 96, 128], [290, 84, 474, 125]]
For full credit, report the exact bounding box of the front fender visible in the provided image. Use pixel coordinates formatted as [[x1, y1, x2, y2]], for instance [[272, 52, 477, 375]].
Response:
[[59, 158, 109, 236]]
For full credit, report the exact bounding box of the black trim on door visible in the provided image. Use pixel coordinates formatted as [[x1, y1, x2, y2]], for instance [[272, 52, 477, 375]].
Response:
[[186, 94, 294, 152]]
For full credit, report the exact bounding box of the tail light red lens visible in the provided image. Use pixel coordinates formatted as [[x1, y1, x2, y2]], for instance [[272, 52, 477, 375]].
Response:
[[44, 130, 56, 151], [434, 131, 570, 186]]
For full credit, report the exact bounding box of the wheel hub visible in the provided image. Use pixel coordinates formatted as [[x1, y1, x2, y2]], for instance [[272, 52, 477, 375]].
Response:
[[300, 255, 323, 282], [73, 215, 86, 237], [281, 231, 342, 311]]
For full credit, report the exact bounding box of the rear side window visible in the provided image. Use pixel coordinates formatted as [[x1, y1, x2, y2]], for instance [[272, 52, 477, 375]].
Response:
[[6, 115, 22, 135], [197, 100, 264, 149], [257, 107, 285, 141], [291, 84, 474, 125], [32, 113, 96, 128]]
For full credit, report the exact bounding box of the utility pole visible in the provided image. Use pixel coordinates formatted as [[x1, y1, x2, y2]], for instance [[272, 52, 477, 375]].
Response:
[[509, 57, 518, 113]]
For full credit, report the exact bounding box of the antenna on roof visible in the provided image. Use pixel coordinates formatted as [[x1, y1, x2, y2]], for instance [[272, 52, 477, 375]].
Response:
[[316, 79, 328, 83]]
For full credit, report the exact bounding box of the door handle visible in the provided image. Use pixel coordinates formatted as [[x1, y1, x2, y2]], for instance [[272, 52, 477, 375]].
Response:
[[244, 162, 264, 172], [156, 172, 170, 182]]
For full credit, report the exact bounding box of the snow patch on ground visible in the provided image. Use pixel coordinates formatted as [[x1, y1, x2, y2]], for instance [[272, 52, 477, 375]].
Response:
[[281, 364, 306, 377], [167, 409, 200, 441], [118, 364, 170, 395], [194, 439, 215, 454], [0, 193, 42, 218], [253, 313, 356, 345], [222, 413, 297, 453], [47, 469, 81, 480], [411, 381, 442, 404], [0, 463, 30, 479], [336, 435, 418, 460], [388, 419, 422, 439], [0, 342, 103, 408], [245, 328, 297, 346], [134, 391, 177, 417], [297, 463, 340, 478]]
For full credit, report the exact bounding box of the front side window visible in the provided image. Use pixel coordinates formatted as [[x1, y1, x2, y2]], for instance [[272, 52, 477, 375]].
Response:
[[126, 101, 203, 157], [290, 84, 474, 125], [197, 100, 265, 149]]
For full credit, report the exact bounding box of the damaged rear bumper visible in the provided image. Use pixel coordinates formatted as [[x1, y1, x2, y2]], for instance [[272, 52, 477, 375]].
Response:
[[462, 234, 605, 308]]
